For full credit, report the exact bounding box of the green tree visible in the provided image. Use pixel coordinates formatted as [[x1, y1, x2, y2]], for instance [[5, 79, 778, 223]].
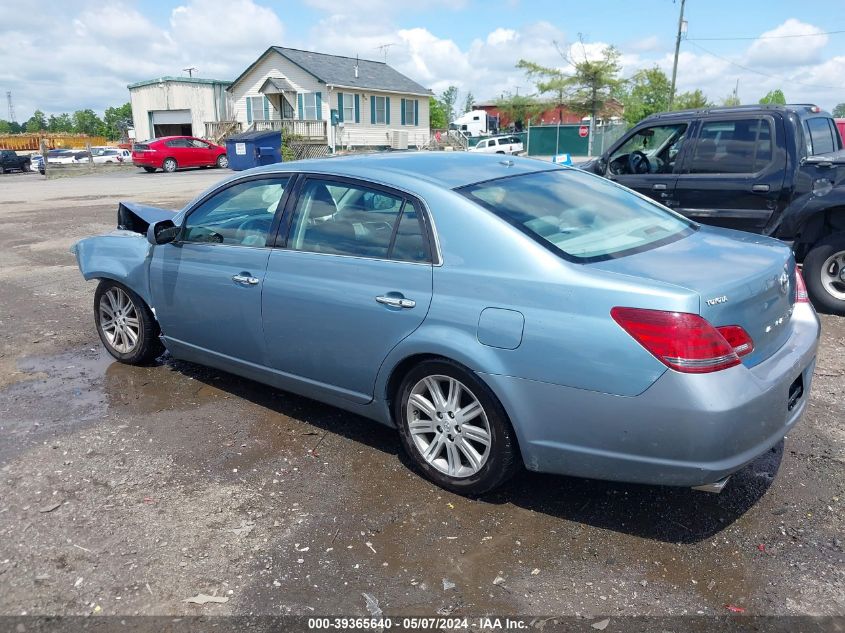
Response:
[[429, 97, 447, 129], [833, 103, 845, 117], [463, 92, 475, 114], [438, 86, 459, 124], [519, 40, 623, 153], [621, 66, 671, 126], [722, 93, 741, 107], [0, 120, 11, 134], [47, 113, 73, 132], [24, 110, 47, 132], [759, 89, 786, 105], [71, 109, 105, 135], [103, 102, 133, 140], [673, 89, 712, 110], [495, 92, 543, 130]]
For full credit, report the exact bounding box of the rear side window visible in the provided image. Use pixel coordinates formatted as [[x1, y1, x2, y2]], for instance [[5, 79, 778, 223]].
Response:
[[689, 118, 772, 174], [287, 179, 430, 262], [805, 117, 837, 155], [459, 169, 694, 262]]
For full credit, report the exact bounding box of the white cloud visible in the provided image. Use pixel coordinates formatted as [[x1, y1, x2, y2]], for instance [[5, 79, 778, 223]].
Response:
[[746, 19, 828, 67]]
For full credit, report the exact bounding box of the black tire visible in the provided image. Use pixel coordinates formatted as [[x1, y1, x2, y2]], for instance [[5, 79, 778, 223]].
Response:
[[216, 154, 229, 169], [394, 359, 519, 495], [162, 158, 178, 173], [94, 280, 164, 365], [803, 232, 845, 315], [142, 166, 156, 173]]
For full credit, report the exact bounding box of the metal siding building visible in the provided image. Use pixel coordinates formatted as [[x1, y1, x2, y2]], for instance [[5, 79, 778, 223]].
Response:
[[128, 77, 231, 141]]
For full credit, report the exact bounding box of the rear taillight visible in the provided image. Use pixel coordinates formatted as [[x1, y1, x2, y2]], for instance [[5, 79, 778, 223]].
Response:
[[794, 268, 809, 303], [610, 307, 752, 374]]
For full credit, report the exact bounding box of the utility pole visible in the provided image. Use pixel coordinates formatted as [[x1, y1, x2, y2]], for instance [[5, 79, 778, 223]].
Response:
[[668, 0, 686, 109], [6, 91, 14, 122]]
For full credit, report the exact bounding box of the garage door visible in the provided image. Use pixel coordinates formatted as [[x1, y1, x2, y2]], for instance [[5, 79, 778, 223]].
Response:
[[150, 109, 192, 124]]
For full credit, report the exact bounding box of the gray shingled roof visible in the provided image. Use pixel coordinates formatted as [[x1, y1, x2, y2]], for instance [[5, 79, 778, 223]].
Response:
[[273, 47, 430, 95]]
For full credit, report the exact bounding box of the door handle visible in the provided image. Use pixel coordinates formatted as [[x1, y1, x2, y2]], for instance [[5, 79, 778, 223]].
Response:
[[376, 295, 416, 309], [652, 183, 668, 191], [232, 273, 259, 286], [752, 184, 770, 193]]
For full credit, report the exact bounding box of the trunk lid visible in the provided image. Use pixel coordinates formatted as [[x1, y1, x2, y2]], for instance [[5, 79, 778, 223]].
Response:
[[590, 226, 796, 367]]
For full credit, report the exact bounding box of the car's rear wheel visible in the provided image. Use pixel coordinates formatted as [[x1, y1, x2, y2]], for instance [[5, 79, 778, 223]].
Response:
[[142, 166, 156, 173], [162, 158, 178, 173], [803, 233, 845, 315], [94, 280, 163, 365], [395, 359, 519, 495], [216, 154, 229, 169]]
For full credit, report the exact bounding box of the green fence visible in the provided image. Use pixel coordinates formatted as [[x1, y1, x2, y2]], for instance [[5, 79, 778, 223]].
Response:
[[526, 125, 588, 157]]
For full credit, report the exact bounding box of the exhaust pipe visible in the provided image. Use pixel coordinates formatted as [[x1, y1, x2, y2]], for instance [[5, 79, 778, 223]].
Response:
[[692, 476, 730, 494]]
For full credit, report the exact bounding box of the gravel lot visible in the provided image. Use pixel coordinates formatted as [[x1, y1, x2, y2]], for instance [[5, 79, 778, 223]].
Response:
[[0, 169, 843, 620]]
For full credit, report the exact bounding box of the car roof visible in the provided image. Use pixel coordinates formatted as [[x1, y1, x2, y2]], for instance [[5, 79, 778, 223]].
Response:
[[248, 152, 556, 189], [642, 104, 832, 123]]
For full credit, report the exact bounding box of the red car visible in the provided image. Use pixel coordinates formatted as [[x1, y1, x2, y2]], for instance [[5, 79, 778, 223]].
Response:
[[132, 136, 229, 173], [836, 119, 845, 145]]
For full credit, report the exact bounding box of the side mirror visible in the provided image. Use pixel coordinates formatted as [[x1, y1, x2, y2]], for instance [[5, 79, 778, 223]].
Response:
[[147, 219, 179, 245], [595, 157, 608, 175]]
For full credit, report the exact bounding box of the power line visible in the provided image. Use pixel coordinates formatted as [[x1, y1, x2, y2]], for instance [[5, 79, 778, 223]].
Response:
[[688, 29, 845, 41], [686, 41, 840, 91]]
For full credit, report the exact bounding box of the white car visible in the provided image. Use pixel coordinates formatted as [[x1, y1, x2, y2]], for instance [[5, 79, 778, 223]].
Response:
[[469, 135, 524, 155], [92, 148, 131, 164]]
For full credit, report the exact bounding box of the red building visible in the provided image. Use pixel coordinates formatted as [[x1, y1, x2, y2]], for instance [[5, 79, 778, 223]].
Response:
[[474, 99, 623, 129]]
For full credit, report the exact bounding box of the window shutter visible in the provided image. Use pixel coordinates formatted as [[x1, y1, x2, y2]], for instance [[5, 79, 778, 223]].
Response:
[[246, 97, 253, 124], [337, 93, 344, 122], [414, 100, 419, 126], [297, 94, 304, 120], [400, 99, 406, 125], [354, 94, 360, 123], [370, 96, 376, 124], [385, 97, 390, 125], [263, 96, 270, 120], [315, 91, 322, 119]]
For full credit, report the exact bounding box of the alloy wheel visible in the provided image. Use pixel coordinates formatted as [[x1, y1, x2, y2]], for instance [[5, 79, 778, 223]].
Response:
[[406, 375, 492, 478], [820, 250, 845, 301], [99, 287, 140, 354]]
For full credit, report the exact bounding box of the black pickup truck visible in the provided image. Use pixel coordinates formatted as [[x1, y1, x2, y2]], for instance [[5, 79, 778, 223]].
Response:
[[580, 104, 845, 314], [0, 149, 31, 174]]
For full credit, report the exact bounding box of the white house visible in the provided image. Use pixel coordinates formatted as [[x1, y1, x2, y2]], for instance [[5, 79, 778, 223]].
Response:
[[227, 47, 432, 150], [128, 77, 231, 141]]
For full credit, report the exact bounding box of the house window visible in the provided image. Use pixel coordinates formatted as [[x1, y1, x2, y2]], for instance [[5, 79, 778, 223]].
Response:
[[342, 93, 355, 123], [247, 96, 263, 123], [303, 93, 318, 120], [374, 96, 387, 124], [404, 99, 415, 126]]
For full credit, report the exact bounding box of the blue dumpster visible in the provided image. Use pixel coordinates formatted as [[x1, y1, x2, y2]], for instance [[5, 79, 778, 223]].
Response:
[[225, 130, 282, 171]]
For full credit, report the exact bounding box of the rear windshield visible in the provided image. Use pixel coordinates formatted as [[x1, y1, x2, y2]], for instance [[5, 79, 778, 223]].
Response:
[[459, 169, 695, 262]]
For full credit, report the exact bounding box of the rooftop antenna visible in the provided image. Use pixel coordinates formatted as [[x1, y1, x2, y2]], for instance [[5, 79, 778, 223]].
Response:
[[6, 91, 14, 122], [182, 66, 198, 77], [375, 43, 394, 63]]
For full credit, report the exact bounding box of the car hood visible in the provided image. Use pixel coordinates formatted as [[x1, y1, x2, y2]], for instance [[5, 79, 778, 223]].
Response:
[[587, 225, 796, 367]]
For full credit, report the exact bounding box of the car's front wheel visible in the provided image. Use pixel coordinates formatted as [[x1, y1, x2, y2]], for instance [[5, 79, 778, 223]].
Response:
[[803, 233, 845, 315], [162, 158, 178, 173], [216, 154, 229, 169], [395, 360, 519, 495], [94, 280, 163, 364]]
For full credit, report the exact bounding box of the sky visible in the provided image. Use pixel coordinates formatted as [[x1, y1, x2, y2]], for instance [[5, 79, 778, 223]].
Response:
[[1, 0, 844, 121]]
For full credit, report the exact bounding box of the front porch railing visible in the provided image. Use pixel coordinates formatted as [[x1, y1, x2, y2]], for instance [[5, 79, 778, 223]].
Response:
[[250, 119, 327, 141], [204, 120, 242, 143]]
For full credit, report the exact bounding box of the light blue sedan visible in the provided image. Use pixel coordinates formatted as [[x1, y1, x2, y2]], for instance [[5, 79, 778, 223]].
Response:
[[72, 153, 820, 495]]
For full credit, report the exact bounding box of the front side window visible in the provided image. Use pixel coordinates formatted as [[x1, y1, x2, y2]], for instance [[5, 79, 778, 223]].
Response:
[[689, 118, 773, 174], [189, 139, 211, 149], [183, 178, 289, 247], [287, 179, 430, 262], [609, 123, 687, 175], [459, 169, 694, 262], [374, 96, 387, 124], [805, 117, 837, 155]]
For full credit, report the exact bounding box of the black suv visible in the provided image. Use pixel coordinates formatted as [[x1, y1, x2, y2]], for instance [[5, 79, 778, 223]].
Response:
[[581, 104, 845, 314]]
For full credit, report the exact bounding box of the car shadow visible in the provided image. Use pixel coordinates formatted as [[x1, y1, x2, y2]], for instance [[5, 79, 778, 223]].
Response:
[[162, 355, 781, 545]]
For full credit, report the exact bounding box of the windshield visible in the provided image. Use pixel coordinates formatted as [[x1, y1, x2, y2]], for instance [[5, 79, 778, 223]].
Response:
[[459, 169, 695, 262]]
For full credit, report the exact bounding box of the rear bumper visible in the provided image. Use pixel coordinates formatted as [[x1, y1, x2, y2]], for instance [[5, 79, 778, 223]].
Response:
[[480, 303, 821, 488], [132, 156, 159, 168]]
